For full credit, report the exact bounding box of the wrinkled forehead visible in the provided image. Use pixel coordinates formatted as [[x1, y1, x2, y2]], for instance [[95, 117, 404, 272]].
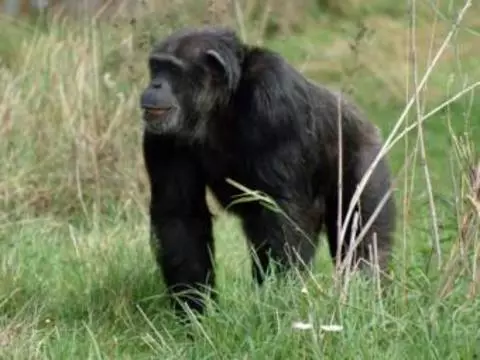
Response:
[[159, 37, 207, 59], [152, 27, 238, 60]]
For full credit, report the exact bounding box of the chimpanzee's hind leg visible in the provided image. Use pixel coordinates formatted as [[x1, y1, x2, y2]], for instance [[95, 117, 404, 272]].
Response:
[[325, 143, 396, 275]]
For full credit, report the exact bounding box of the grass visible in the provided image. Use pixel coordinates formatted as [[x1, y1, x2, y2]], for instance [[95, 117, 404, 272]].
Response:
[[1, 0, 479, 358]]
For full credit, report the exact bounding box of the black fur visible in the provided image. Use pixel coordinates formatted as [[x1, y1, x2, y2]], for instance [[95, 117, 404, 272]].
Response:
[[140, 26, 396, 316]]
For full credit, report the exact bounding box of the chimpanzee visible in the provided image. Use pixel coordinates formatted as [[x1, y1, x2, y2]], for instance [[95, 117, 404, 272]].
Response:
[[140, 26, 396, 316]]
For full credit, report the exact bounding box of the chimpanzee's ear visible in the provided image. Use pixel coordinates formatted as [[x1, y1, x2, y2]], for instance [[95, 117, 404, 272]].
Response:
[[202, 49, 241, 90], [202, 49, 229, 78]]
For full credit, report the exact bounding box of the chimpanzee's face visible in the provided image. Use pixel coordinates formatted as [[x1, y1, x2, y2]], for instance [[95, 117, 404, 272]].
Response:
[[139, 28, 243, 141], [140, 53, 187, 135]]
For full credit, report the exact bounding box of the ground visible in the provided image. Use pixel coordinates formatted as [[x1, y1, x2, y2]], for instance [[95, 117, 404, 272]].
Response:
[[0, 1, 479, 358]]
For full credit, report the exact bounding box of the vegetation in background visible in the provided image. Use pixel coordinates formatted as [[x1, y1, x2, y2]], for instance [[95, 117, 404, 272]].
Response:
[[0, 0, 479, 358]]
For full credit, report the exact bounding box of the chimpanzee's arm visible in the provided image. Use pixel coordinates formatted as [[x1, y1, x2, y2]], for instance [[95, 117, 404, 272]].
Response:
[[143, 133, 215, 315]]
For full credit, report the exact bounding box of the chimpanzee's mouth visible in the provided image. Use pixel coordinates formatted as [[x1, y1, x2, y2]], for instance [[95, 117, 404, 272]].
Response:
[[144, 107, 171, 117]]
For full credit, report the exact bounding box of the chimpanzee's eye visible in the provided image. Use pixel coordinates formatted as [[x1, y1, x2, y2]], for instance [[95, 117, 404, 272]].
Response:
[[149, 56, 185, 80], [149, 58, 164, 77]]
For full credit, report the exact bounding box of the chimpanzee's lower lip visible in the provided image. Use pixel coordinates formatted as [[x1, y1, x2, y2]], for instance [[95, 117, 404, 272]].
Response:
[[143, 107, 171, 116]]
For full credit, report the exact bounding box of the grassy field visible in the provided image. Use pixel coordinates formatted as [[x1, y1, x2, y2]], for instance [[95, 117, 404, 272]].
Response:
[[0, 0, 479, 358]]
